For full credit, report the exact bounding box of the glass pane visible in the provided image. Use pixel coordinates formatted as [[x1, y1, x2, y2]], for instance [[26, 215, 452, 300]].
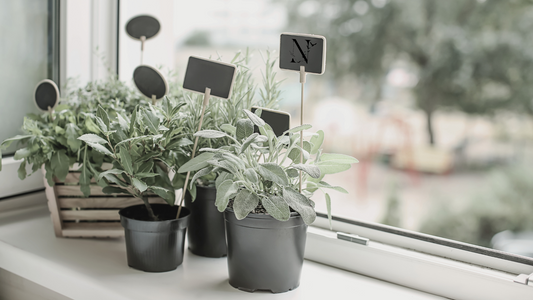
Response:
[[0, 0, 58, 155], [121, 0, 533, 259]]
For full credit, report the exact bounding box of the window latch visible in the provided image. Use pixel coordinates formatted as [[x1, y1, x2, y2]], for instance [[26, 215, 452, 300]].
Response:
[[514, 272, 533, 285], [337, 232, 369, 245]]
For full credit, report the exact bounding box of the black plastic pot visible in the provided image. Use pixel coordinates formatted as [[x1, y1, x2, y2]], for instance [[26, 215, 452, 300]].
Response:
[[119, 204, 190, 272], [224, 210, 308, 293], [184, 185, 227, 258]]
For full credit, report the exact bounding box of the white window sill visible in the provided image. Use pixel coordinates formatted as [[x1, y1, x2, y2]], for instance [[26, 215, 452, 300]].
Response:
[[0, 203, 446, 300]]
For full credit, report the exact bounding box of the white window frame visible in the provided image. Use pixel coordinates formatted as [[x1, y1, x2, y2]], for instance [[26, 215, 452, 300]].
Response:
[[2, 2, 533, 299]]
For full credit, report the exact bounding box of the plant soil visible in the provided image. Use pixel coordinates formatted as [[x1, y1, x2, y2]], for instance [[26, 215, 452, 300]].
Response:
[[120, 204, 186, 221]]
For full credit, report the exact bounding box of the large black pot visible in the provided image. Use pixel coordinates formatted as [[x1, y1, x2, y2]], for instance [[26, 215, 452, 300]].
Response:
[[119, 204, 190, 272], [224, 210, 308, 293], [184, 185, 227, 258]]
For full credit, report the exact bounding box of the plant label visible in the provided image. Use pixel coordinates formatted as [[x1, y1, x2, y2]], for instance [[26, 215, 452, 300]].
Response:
[[251, 107, 291, 137], [183, 56, 236, 99], [34, 79, 59, 111], [125, 15, 160, 40], [279, 33, 326, 75], [133, 65, 168, 100]]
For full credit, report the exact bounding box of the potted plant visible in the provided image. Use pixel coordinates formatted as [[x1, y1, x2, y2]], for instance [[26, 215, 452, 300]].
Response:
[[178, 109, 358, 292], [0, 77, 157, 237], [171, 50, 283, 258], [77, 99, 192, 272]]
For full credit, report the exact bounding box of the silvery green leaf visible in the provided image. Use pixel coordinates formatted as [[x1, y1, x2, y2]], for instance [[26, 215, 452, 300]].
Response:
[[257, 163, 289, 186], [97, 169, 125, 181], [325, 193, 332, 229], [129, 107, 137, 136], [215, 179, 239, 212], [79, 164, 92, 197], [316, 161, 352, 175], [143, 109, 160, 134], [65, 123, 81, 151], [216, 172, 233, 189], [102, 186, 129, 195], [77, 134, 108, 144], [158, 125, 169, 131], [286, 168, 299, 178], [282, 187, 316, 225], [243, 109, 265, 127], [17, 160, 26, 180], [240, 132, 259, 153], [14, 148, 32, 160], [234, 189, 259, 220], [236, 119, 254, 141], [136, 161, 153, 174], [320, 153, 359, 164], [221, 124, 236, 135], [150, 186, 175, 206], [94, 116, 108, 133], [51, 150, 69, 182], [135, 173, 159, 179], [86, 141, 113, 156], [97, 106, 110, 127], [286, 124, 312, 134], [132, 177, 148, 193], [262, 195, 290, 221], [189, 167, 213, 189], [119, 146, 134, 175], [221, 152, 246, 170], [244, 168, 259, 183], [117, 113, 129, 131], [291, 164, 321, 178], [317, 181, 349, 194], [194, 130, 228, 139], [178, 152, 214, 173], [288, 146, 310, 163], [207, 159, 238, 175], [310, 130, 324, 154]]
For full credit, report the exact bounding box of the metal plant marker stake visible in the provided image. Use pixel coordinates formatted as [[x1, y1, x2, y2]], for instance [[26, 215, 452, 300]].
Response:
[[299, 66, 306, 193], [176, 87, 211, 219]]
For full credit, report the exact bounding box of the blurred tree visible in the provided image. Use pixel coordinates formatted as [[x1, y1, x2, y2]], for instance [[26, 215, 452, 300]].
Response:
[[284, 0, 533, 145]]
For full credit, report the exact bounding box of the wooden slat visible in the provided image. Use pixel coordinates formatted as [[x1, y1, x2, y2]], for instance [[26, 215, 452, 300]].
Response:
[[55, 185, 125, 196], [58, 197, 166, 208], [62, 222, 123, 238], [59, 172, 98, 184], [60, 210, 120, 221], [43, 166, 63, 237]]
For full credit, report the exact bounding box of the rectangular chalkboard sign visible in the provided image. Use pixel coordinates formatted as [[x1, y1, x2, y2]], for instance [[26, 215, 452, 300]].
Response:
[[183, 56, 237, 99], [251, 107, 291, 137], [279, 33, 326, 75]]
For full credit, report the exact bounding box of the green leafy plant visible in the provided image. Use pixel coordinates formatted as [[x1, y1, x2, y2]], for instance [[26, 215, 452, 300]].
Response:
[[77, 99, 189, 220], [178, 109, 358, 225], [0, 77, 153, 187], [171, 50, 283, 199]]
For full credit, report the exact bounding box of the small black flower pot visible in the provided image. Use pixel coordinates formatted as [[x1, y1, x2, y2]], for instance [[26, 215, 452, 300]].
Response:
[[119, 204, 190, 272], [224, 210, 308, 293], [184, 185, 227, 258]]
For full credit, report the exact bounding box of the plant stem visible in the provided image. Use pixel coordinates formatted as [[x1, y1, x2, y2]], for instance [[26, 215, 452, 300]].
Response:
[[140, 195, 158, 221]]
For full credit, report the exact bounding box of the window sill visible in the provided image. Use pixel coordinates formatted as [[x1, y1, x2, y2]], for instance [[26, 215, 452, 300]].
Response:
[[0, 204, 445, 300]]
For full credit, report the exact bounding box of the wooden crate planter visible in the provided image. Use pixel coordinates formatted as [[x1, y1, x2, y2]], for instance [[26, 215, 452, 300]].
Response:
[[44, 165, 166, 238]]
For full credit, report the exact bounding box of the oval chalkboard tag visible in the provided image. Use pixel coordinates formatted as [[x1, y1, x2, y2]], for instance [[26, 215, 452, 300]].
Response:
[[125, 15, 160, 40], [133, 65, 168, 103], [34, 79, 59, 112]]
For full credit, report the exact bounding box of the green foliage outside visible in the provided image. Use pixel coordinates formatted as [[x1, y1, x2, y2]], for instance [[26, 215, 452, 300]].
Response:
[[285, 0, 533, 145], [420, 163, 533, 247]]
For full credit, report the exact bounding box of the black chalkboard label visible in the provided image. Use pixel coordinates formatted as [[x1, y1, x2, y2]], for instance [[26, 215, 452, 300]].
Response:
[[133, 65, 168, 99], [279, 33, 326, 75], [251, 107, 291, 137], [183, 56, 236, 99], [125, 15, 160, 40], [34, 80, 59, 111]]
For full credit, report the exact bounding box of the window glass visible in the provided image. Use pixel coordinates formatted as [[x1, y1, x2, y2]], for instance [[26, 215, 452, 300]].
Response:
[[128, 0, 533, 258], [0, 0, 59, 155]]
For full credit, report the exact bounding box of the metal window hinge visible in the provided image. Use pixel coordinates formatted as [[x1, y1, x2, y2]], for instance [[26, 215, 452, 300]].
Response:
[[514, 272, 533, 285], [337, 232, 369, 245]]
